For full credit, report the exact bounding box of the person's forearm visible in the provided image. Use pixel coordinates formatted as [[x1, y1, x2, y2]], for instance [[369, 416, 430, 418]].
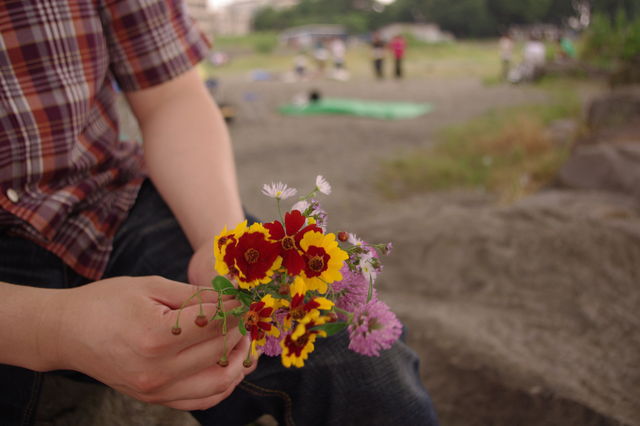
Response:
[[129, 68, 244, 250], [0, 282, 62, 371]]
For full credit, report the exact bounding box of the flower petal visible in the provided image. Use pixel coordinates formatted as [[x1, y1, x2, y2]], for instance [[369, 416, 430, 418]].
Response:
[[284, 210, 306, 235]]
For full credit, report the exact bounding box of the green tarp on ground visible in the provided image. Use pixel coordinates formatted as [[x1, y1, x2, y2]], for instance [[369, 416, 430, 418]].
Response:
[[279, 98, 433, 120]]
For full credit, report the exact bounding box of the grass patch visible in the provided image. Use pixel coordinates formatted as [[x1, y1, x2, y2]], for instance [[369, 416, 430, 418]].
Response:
[[202, 35, 502, 80], [213, 32, 280, 54], [377, 83, 581, 202]]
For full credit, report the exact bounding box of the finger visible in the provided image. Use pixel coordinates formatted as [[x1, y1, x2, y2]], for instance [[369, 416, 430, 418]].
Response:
[[163, 377, 239, 411], [152, 335, 253, 405], [169, 328, 246, 378], [150, 279, 220, 309], [163, 301, 242, 351]]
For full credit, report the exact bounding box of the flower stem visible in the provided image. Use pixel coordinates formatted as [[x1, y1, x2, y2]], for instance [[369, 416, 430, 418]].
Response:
[[173, 288, 214, 330], [217, 292, 229, 367], [243, 342, 254, 368], [333, 306, 354, 321], [276, 198, 284, 223]]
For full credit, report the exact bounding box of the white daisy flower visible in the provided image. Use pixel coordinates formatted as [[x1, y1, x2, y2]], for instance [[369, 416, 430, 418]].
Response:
[[262, 182, 297, 200], [359, 253, 378, 284], [348, 233, 364, 247], [315, 175, 332, 195], [291, 200, 310, 213]]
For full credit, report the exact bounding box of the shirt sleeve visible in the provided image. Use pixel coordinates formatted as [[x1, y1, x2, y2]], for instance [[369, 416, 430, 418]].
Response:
[[99, 0, 211, 91]]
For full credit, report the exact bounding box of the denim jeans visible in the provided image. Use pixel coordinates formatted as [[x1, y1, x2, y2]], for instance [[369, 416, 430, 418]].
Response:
[[0, 180, 438, 426]]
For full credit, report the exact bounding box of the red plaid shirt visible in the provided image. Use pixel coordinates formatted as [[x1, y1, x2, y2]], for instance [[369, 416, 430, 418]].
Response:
[[0, 0, 210, 279]]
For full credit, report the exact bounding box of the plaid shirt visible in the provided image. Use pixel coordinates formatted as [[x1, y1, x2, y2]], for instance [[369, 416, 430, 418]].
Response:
[[0, 0, 210, 280]]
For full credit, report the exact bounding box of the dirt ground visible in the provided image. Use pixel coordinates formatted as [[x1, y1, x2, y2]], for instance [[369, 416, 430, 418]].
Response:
[[219, 74, 549, 225]]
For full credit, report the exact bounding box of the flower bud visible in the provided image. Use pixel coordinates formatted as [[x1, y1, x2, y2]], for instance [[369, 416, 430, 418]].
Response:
[[243, 359, 253, 368], [218, 358, 229, 367], [195, 314, 208, 327], [171, 326, 182, 335], [337, 231, 348, 242], [278, 283, 290, 295]]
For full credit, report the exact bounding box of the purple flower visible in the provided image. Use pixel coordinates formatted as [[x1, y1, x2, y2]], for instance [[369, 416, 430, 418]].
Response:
[[261, 333, 284, 357], [331, 265, 376, 317], [257, 308, 288, 357], [348, 299, 402, 357], [308, 199, 328, 230], [382, 242, 393, 256]]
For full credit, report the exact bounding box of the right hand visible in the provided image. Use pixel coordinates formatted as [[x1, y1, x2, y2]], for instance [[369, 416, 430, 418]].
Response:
[[49, 276, 256, 410]]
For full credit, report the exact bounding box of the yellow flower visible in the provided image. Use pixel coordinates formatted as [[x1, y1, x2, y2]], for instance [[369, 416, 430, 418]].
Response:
[[213, 221, 247, 276], [299, 231, 348, 293], [280, 313, 328, 368], [245, 294, 280, 356], [281, 276, 333, 329]]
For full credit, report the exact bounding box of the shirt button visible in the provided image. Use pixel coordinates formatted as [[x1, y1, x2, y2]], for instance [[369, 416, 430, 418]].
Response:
[[6, 188, 20, 203]]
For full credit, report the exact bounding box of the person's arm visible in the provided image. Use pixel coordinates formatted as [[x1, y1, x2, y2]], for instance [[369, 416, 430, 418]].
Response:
[[125, 67, 244, 286], [0, 282, 61, 372], [126, 66, 244, 249]]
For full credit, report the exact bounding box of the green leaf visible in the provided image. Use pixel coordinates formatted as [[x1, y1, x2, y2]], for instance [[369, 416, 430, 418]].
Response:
[[213, 311, 225, 320], [312, 322, 347, 336], [212, 276, 234, 292], [230, 306, 246, 316], [236, 291, 253, 307], [220, 287, 241, 296], [238, 318, 247, 336]]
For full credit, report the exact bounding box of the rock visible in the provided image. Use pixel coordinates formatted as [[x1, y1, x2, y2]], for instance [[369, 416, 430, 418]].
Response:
[[369, 190, 640, 426], [556, 88, 640, 201], [557, 142, 640, 201], [578, 87, 640, 146]]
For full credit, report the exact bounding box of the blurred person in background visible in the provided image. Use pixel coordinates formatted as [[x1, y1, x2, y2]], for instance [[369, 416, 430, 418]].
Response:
[[371, 31, 386, 79], [499, 32, 515, 80], [389, 34, 407, 79]]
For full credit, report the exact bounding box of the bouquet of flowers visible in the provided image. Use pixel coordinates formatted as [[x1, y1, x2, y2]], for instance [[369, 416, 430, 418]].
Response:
[[172, 176, 401, 368]]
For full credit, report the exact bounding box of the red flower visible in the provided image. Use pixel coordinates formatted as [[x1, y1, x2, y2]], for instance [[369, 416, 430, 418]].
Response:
[[245, 300, 275, 341], [302, 245, 331, 278], [283, 277, 333, 329], [290, 293, 321, 319], [264, 210, 321, 275], [227, 225, 281, 287]]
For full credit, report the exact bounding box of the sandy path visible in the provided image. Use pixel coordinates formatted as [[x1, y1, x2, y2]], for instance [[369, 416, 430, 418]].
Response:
[[222, 76, 548, 227]]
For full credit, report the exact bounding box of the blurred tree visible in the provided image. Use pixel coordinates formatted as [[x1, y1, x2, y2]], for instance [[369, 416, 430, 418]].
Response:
[[590, 0, 639, 21], [543, 0, 582, 25], [253, 0, 640, 37], [487, 0, 553, 25], [430, 0, 497, 37], [253, 0, 387, 32], [581, 6, 640, 84]]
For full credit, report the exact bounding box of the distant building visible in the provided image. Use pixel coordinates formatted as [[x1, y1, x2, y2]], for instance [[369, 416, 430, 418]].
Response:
[[185, 0, 216, 37], [279, 25, 347, 49], [212, 0, 298, 36], [378, 23, 454, 43]]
